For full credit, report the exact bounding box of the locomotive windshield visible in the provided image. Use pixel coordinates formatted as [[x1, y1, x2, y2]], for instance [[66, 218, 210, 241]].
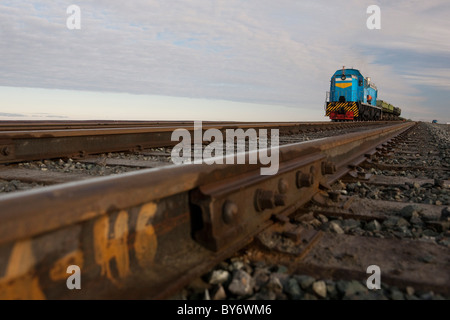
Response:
[[335, 75, 355, 81]]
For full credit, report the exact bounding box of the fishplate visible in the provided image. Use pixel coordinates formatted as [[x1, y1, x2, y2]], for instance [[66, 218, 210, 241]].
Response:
[[190, 152, 336, 251]]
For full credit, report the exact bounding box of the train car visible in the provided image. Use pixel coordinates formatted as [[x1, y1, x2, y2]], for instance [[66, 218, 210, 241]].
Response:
[[376, 99, 400, 120]]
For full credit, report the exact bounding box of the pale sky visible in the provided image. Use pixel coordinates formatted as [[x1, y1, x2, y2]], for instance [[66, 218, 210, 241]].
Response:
[[1, 1, 449, 122]]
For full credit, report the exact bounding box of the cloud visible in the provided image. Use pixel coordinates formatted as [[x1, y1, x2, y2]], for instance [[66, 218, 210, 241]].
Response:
[[403, 69, 450, 89], [0, 111, 68, 120], [0, 112, 26, 117]]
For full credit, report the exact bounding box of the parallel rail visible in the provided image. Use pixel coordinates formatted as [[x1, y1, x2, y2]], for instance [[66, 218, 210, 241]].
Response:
[[0, 121, 400, 164], [0, 121, 415, 299], [0, 120, 396, 131]]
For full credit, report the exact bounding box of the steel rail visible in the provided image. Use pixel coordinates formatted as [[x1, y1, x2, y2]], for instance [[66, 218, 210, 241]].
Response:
[[0, 120, 398, 131], [0, 121, 414, 299], [0, 121, 398, 164]]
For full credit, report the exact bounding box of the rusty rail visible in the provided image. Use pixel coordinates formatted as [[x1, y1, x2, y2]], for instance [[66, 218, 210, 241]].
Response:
[[0, 120, 397, 131], [0, 121, 414, 299], [0, 121, 398, 163]]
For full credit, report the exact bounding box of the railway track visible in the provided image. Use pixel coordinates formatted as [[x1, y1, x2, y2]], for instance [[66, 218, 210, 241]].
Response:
[[0, 120, 448, 300], [0, 120, 394, 164], [0, 121, 394, 193]]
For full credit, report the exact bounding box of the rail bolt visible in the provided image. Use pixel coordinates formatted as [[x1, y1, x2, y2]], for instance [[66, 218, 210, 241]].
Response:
[[274, 194, 286, 206], [222, 200, 238, 224], [254, 189, 275, 212], [296, 172, 314, 188], [278, 178, 288, 194], [321, 161, 336, 175]]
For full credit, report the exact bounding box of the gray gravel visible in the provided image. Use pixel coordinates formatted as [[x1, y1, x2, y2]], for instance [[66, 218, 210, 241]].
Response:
[[174, 257, 448, 300], [0, 179, 44, 193], [298, 206, 450, 248], [0, 147, 173, 194], [346, 123, 449, 204], [369, 123, 449, 181], [343, 180, 449, 205], [278, 124, 393, 144], [16, 148, 172, 176]]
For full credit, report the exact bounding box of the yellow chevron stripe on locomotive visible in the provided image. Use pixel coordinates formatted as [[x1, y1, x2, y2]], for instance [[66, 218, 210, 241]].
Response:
[[326, 102, 359, 117]]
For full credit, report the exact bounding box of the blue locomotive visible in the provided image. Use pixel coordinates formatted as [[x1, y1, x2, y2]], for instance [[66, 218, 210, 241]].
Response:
[[325, 67, 400, 121]]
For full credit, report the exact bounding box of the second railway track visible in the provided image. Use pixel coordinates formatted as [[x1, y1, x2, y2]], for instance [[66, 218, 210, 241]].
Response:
[[0, 120, 448, 300]]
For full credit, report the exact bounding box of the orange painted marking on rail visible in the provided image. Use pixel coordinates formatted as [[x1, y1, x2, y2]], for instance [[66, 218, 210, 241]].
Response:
[[134, 203, 158, 268], [93, 210, 130, 286], [0, 239, 45, 299], [49, 249, 84, 281]]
